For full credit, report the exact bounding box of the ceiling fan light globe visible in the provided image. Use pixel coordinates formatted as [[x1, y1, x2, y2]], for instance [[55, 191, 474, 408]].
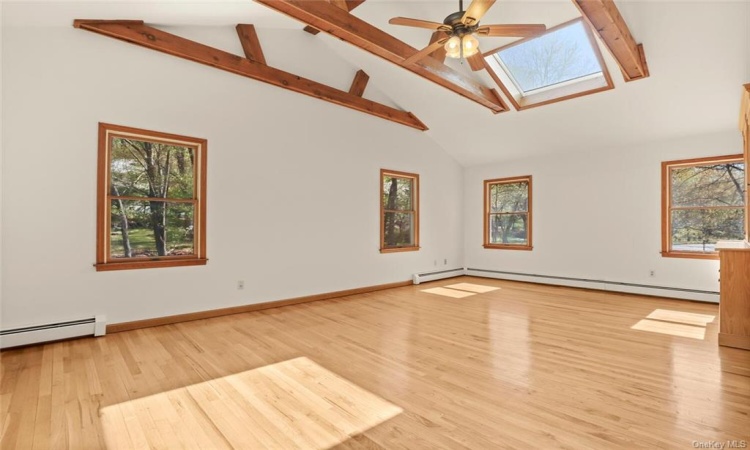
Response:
[[444, 35, 462, 58], [462, 34, 480, 57]]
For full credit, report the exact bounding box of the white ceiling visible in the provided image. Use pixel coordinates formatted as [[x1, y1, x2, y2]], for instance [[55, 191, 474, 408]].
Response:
[[4, 0, 750, 166]]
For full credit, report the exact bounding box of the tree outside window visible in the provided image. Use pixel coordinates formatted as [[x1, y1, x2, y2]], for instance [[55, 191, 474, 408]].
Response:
[[96, 123, 207, 271], [484, 176, 533, 250], [662, 155, 745, 259], [380, 170, 419, 253]]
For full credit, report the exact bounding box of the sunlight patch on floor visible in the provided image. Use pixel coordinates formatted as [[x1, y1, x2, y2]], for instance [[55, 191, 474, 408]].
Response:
[[645, 309, 715, 326], [100, 357, 402, 449], [444, 283, 501, 294], [420, 287, 476, 298], [631, 319, 707, 340]]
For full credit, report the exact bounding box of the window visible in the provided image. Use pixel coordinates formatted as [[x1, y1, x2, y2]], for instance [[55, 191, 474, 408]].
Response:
[[483, 18, 613, 110], [662, 155, 745, 259], [96, 123, 207, 271], [484, 176, 532, 250], [380, 169, 419, 252]]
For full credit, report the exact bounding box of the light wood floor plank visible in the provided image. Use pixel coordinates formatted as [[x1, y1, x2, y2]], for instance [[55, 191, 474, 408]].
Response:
[[1, 277, 748, 449]]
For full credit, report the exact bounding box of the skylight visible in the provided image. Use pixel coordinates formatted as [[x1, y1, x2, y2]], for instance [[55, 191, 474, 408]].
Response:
[[482, 18, 614, 110], [494, 20, 603, 95]]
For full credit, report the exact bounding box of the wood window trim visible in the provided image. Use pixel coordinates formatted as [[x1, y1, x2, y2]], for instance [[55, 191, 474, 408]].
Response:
[[380, 169, 420, 253], [483, 175, 533, 250], [482, 18, 614, 111], [661, 154, 745, 260], [95, 123, 208, 271]]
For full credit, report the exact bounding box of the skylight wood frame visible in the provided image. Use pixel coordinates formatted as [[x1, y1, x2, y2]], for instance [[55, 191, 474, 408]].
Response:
[[661, 154, 746, 260], [483, 176, 533, 251], [380, 169, 420, 253], [482, 18, 614, 111], [96, 123, 208, 271]]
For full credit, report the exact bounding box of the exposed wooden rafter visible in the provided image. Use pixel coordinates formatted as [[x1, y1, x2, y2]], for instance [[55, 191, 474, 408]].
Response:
[[73, 20, 427, 130], [236, 24, 266, 64], [303, 0, 366, 36], [349, 70, 369, 97], [255, 0, 507, 114], [572, 0, 649, 82]]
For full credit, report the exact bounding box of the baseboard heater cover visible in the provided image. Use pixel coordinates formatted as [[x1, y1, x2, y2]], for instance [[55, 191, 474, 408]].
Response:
[[1, 315, 106, 349], [466, 269, 719, 303], [413, 268, 466, 284]]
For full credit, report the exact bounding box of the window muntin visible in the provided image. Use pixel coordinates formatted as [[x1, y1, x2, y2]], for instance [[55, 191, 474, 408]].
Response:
[[97, 123, 207, 270], [484, 176, 533, 250], [662, 155, 745, 258], [494, 20, 603, 95], [380, 169, 419, 252]]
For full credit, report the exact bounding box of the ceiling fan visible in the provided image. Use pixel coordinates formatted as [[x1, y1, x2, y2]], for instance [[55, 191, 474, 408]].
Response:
[[389, 0, 547, 66]]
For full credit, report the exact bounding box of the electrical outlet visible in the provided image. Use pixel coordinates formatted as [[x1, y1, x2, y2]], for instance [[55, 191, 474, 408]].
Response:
[[444, 258, 448, 265], [237, 280, 245, 290], [649, 270, 655, 277]]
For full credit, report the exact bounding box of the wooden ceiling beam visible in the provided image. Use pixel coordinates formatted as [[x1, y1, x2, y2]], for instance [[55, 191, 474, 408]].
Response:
[[255, 0, 507, 113], [349, 69, 369, 97], [572, 0, 649, 82], [236, 24, 266, 64], [73, 20, 427, 130], [303, 0, 365, 36]]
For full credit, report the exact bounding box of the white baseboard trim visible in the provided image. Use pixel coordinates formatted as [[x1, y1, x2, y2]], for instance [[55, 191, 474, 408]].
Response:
[[413, 268, 466, 285], [466, 268, 719, 303]]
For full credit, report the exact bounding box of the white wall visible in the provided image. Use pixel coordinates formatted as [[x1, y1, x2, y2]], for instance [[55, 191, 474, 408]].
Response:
[[0, 16, 464, 328], [464, 131, 744, 293]]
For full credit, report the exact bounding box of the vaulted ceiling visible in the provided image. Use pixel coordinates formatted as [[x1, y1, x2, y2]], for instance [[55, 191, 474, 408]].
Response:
[[8, 0, 750, 166]]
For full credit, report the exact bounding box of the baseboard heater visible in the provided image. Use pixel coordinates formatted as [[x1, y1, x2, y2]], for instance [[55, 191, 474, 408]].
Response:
[[413, 268, 466, 285], [465, 268, 719, 303], [1, 315, 106, 349]]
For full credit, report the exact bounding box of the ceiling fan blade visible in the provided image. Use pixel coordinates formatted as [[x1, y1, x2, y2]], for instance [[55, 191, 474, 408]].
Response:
[[466, 50, 485, 71], [403, 38, 449, 65], [476, 24, 547, 37], [461, 0, 496, 26], [389, 17, 448, 30]]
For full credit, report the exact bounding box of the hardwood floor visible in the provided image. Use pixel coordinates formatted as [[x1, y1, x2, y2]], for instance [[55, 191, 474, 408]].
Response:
[[2, 276, 749, 449]]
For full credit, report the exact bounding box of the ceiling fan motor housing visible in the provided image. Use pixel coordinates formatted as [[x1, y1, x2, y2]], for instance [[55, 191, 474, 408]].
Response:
[[443, 11, 478, 36]]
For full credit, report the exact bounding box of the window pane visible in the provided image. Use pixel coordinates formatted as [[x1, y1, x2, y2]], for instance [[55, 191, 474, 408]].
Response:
[[110, 200, 195, 258], [110, 137, 195, 199], [383, 212, 415, 247], [671, 208, 745, 253], [495, 20, 602, 93], [382, 176, 413, 211], [671, 163, 745, 207], [489, 214, 529, 245], [489, 182, 529, 213]]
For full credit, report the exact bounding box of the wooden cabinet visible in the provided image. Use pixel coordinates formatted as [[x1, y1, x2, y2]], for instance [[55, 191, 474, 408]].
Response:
[[718, 85, 750, 351], [718, 248, 750, 350], [742, 84, 749, 235]]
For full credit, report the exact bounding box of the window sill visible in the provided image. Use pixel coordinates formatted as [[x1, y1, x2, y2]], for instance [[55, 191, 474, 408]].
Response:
[[660, 252, 719, 261], [483, 244, 533, 251], [95, 258, 208, 271], [380, 246, 420, 254]]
